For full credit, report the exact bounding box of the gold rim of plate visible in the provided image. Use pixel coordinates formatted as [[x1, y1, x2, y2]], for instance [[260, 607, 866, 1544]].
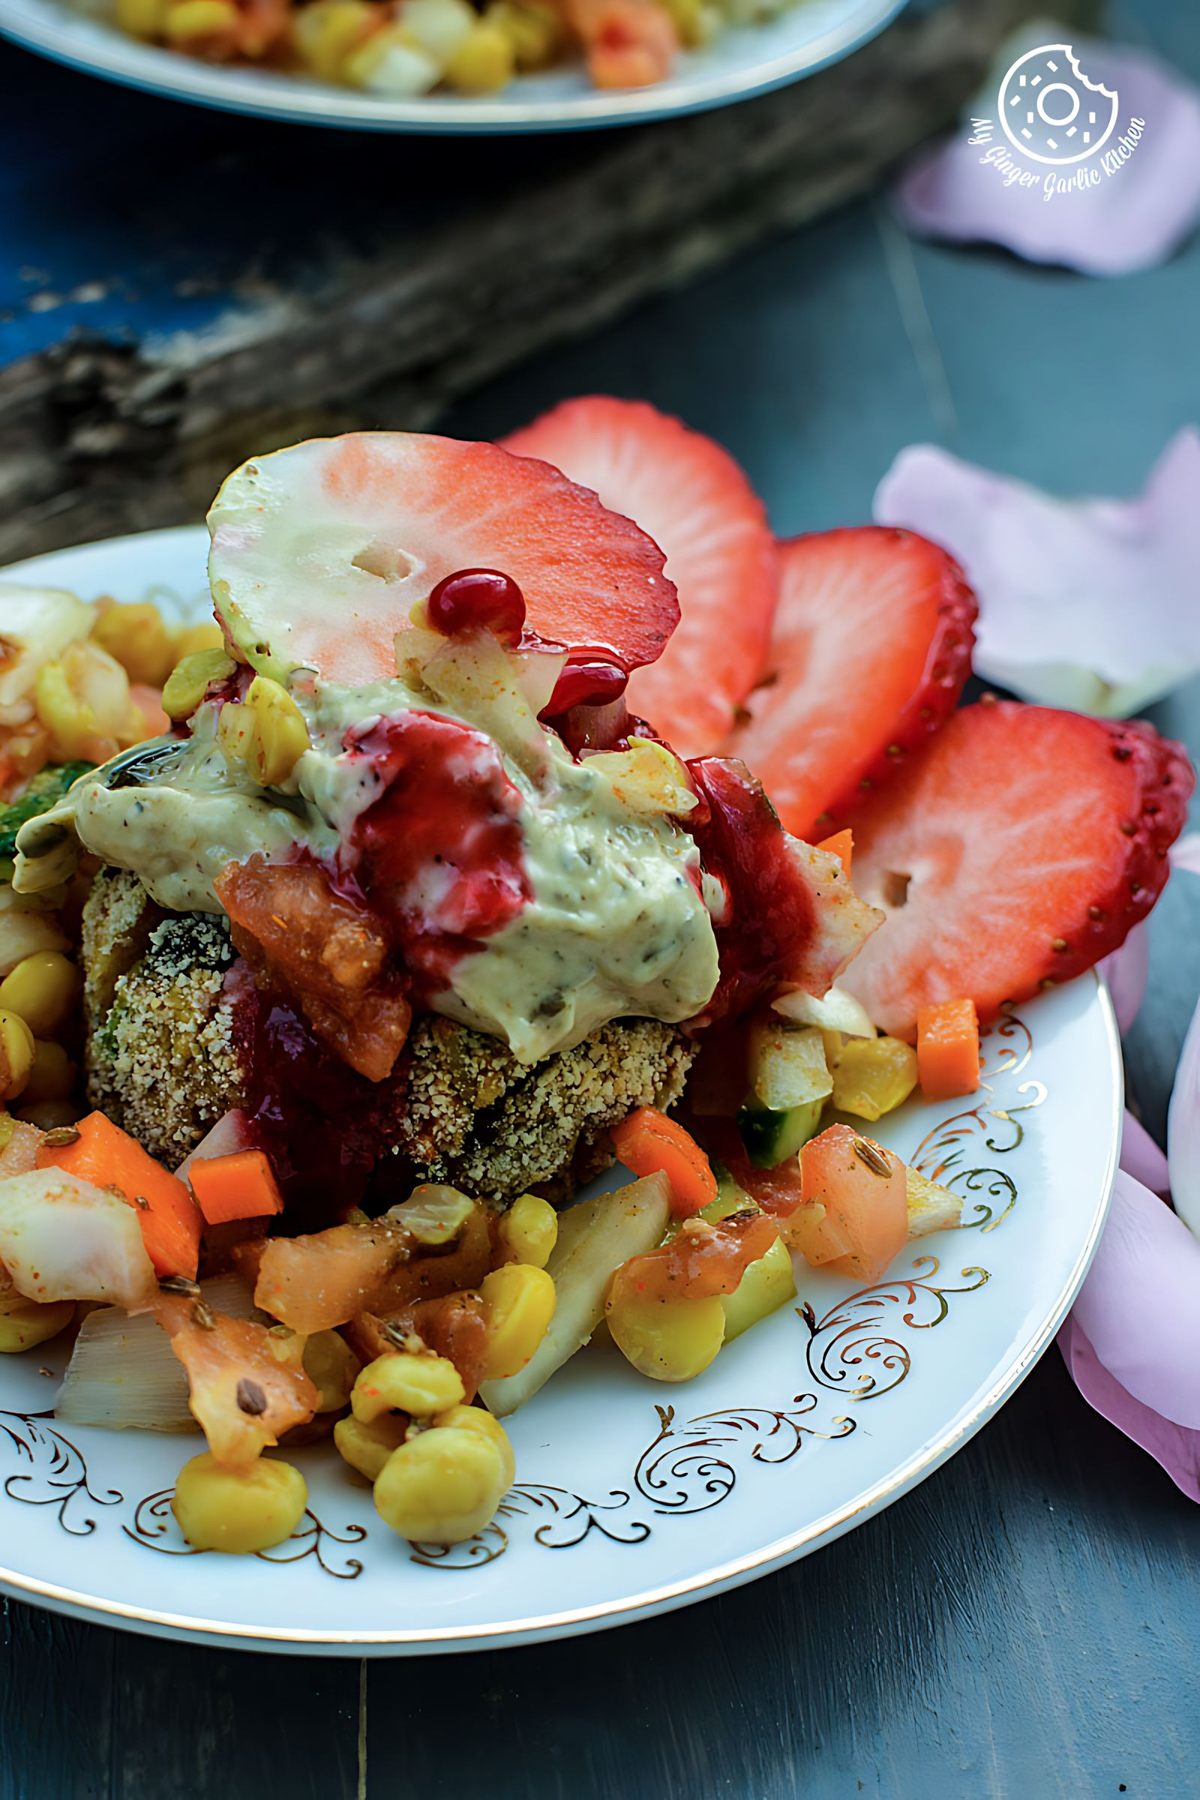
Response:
[[0, 971, 1123, 1648]]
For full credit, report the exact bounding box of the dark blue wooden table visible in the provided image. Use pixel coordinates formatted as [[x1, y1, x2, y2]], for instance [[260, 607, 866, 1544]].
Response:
[[2, 1, 1200, 1793]]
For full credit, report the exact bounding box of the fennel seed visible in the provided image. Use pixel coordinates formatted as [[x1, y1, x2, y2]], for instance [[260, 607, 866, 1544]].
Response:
[[191, 1301, 216, 1330], [42, 1126, 81, 1148], [852, 1138, 892, 1178], [159, 1275, 201, 1297]]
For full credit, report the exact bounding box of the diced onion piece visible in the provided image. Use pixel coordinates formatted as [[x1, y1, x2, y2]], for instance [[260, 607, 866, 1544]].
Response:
[[772, 984, 877, 1039], [905, 1167, 963, 1238], [479, 1172, 670, 1418], [0, 1169, 157, 1308], [55, 1273, 257, 1432]]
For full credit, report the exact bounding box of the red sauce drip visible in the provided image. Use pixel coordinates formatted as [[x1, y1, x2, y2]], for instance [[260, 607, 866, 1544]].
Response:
[[347, 711, 532, 1000], [229, 970, 412, 1229], [685, 756, 816, 1027], [614, 1210, 780, 1303]]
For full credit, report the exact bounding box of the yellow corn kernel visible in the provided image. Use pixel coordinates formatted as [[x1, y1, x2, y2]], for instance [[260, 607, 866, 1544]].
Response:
[[402, 0, 475, 62], [0, 1010, 35, 1101], [606, 1288, 726, 1382], [661, 0, 714, 45], [91, 603, 175, 688], [498, 1193, 558, 1269], [479, 1263, 556, 1381], [116, 0, 170, 33], [351, 1350, 465, 1423], [172, 1452, 308, 1554], [303, 1329, 361, 1412], [163, 648, 235, 723], [0, 1294, 74, 1354], [164, 0, 239, 40], [333, 1411, 409, 1482], [175, 622, 226, 662], [21, 1040, 75, 1107], [374, 1426, 508, 1544], [0, 950, 79, 1039], [831, 1036, 919, 1122], [294, 0, 380, 79], [484, 0, 562, 69], [219, 676, 311, 790], [443, 20, 515, 92], [433, 1403, 516, 1489]]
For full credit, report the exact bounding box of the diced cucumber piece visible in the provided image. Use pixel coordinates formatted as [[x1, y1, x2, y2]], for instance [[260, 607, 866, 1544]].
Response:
[[736, 1095, 825, 1169], [748, 1020, 833, 1112], [721, 1237, 797, 1342]]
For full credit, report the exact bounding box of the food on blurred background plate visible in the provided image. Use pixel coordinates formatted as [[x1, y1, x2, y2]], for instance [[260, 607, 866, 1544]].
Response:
[[0, 397, 1190, 1557], [105, 0, 802, 99]]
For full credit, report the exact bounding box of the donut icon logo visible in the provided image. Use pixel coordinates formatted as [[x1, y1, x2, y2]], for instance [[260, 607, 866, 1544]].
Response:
[[998, 44, 1119, 166]]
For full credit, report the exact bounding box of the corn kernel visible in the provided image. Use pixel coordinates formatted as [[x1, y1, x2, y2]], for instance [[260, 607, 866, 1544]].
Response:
[[0, 1010, 35, 1101], [498, 1192, 558, 1269], [163, 648, 235, 722], [0, 1294, 74, 1354], [374, 1426, 508, 1544], [116, 0, 170, 34], [443, 20, 515, 91], [479, 1263, 555, 1381], [831, 1036, 919, 1122], [172, 1452, 307, 1554], [352, 1350, 465, 1423], [21, 1040, 74, 1107], [661, 0, 714, 44], [219, 677, 310, 790], [303, 1330, 361, 1412], [0, 950, 79, 1039], [334, 1411, 408, 1482], [484, 0, 562, 69], [606, 1288, 726, 1382], [91, 603, 175, 688], [294, 0, 381, 79], [164, 0, 239, 40], [175, 622, 226, 662], [433, 1403, 515, 1488]]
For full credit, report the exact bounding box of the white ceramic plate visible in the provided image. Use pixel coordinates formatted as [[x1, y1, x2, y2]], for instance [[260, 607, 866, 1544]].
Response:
[[0, 527, 1121, 1653], [0, 0, 905, 131]]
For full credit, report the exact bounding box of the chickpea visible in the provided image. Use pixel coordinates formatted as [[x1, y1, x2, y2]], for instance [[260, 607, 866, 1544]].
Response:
[[0, 1010, 35, 1102], [163, 648, 235, 722], [172, 1452, 307, 1554], [498, 1193, 558, 1269], [0, 1295, 74, 1354], [374, 1426, 508, 1545], [0, 951, 80, 1039], [479, 1263, 556, 1382], [303, 1330, 361, 1412], [334, 1412, 409, 1483], [351, 1350, 465, 1424], [433, 1404, 515, 1490]]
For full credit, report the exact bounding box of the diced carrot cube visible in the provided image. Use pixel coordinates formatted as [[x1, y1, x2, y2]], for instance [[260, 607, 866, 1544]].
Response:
[[916, 998, 981, 1100], [188, 1149, 285, 1227], [815, 828, 853, 875], [37, 1110, 201, 1280]]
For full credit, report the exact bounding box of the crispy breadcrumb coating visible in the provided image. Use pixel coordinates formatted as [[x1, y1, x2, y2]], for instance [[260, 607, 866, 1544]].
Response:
[[82, 869, 695, 1197]]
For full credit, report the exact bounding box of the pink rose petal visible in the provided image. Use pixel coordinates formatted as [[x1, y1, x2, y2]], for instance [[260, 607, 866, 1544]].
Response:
[[894, 33, 1200, 275], [874, 432, 1200, 714], [1058, 1317, 1200, 1503], [1070, 1170, 1200, 1430], [1120, 1108, 1170, 1196], [1168, 994, 1200, 1241], [1102, 922, 1149, 1035]]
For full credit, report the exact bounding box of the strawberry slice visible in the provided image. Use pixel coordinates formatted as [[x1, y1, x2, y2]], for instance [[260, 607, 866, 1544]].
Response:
[[837, 700, 1194, 1039], [727, 527, 977, 840], [503, 397, 777, 757], [207, 433, 679, 688]]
